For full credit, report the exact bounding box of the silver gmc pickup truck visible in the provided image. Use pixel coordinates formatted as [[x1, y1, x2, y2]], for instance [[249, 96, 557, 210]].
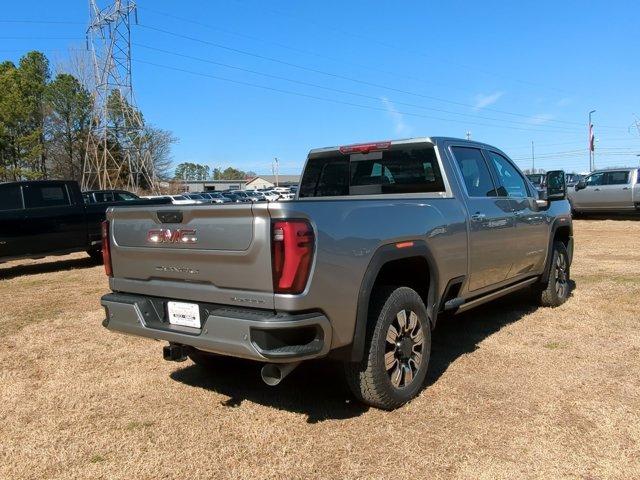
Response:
[[101, 137, 573, 409]]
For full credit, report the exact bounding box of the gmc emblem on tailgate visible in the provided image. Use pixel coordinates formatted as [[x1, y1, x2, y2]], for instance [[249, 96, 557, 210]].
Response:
[[147, 228, 197, 244]]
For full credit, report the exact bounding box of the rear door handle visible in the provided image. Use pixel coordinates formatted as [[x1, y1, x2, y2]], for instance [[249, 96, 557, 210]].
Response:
[[622, 187, 630, 190], [471, 213, 486, 222]]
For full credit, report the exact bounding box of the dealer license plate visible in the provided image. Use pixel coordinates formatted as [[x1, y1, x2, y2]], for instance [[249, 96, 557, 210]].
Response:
[[167, 301, 201, 328]]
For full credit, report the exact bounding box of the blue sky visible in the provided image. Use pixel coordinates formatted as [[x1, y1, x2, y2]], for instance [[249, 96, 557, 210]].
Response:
[[2, 0, 639, 175]]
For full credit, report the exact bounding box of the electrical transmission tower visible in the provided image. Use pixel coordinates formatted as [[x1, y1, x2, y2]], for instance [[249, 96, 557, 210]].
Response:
[[82, 0, 156, 193], [632, 115, 640, 136]]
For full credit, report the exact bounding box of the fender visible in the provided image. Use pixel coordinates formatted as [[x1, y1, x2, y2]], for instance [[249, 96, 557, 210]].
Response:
[[540, 216, 573, 284], [349, 240, 439, 362]]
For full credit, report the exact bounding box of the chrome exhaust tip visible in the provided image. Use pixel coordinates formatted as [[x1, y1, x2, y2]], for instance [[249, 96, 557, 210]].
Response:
[[260, 362, 300, 386]]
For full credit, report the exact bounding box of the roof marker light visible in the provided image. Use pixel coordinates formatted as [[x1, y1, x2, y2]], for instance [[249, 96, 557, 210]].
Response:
[[339, 141, 391, 155]]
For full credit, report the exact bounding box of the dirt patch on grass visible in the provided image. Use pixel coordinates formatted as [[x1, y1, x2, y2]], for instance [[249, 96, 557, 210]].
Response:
[[1, 220, 639, 479]]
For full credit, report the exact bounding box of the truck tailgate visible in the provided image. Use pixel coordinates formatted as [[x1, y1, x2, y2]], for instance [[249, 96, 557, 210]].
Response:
[[107, 203, 275, 309]]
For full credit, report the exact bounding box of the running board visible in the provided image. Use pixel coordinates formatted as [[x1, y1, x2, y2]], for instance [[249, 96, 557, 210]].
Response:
[[449, 277, 538, 314]]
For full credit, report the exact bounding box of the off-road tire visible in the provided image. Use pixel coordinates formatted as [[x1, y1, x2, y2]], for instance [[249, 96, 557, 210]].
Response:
[[539, 241, 571, 307], [87, 249, 103, 264], [344, 286, 431, 410]]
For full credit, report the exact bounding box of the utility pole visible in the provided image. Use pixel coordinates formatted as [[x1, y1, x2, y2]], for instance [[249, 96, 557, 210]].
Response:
[[466, 131, 471, 141], [83, 0, 157, 193], [632, 116, 640, 167], [272, 157, 279, 186], [531, 141, 535, 172], [588, 109, 596, 172]]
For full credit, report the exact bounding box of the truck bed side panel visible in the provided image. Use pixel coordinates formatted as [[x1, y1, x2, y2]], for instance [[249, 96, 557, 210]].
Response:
[[270, 198, 468, 349]]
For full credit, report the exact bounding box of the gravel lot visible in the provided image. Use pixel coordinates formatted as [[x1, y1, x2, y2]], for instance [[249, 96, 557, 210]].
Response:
[[1, 219, 639, 479]]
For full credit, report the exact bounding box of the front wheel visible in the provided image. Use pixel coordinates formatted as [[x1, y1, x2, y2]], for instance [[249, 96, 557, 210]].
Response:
[[344, 286, 431, 410], [539, 241, 571, 307]]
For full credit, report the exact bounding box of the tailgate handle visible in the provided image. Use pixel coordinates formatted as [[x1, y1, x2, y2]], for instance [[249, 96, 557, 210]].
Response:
[[157, 211, 183, 223]]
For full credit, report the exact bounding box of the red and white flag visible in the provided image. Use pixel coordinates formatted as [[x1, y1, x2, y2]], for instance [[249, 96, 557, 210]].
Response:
[[589, 123, 595, 152]]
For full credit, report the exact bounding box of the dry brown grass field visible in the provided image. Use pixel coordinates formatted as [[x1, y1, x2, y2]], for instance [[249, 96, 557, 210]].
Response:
[[1, 219, 639, 479]]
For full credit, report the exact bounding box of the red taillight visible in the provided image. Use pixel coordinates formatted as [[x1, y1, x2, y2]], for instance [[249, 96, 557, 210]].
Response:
[[271, 220, 314, 294], [339, 141, 391, 155], [101, 220, 113, 277]]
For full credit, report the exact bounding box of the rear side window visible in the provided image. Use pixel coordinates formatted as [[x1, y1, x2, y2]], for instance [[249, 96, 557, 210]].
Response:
[[299, 146, 444, 198], [485, 150, 529, 198], [451, 146, 497, 197], [0, 184, 23, 211], [24, 184, 71, 208], [604, 171, 629, 185]]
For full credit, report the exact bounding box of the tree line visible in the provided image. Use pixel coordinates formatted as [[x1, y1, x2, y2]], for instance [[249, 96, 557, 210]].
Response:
[[174, 162, 256, 181], [0, 50, 175, 186]]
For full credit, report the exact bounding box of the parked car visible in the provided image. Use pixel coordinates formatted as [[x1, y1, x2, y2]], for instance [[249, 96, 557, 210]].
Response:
[[260, 190, 281, 201], [197, 192, 230, 204], [565, 173, 584, 188], [220, 192, 244, 203], [83, 189, 139, 204], [246, 191, 268, 202], [100, 137, 572, 410], [141, 195, 201, 205], [526, 173, 546, 193], [228, 190, 254, 202], [0, 180, 170, 264], [568, 168, 640, 214], [270, 187, 294, 200], [183, 193, 211, 203]]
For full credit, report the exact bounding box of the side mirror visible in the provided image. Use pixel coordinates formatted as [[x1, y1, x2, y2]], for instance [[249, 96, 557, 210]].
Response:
[[575, 181, 586, 191], [546, 170, 566, 200]]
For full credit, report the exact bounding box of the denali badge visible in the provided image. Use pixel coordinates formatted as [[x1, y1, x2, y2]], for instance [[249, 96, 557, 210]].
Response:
[[155, 265, 199, 275], [147, 228, 197, 244]]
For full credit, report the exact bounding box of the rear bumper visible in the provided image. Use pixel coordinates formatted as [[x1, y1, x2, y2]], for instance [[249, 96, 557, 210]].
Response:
[[101, 292, 332, 363]]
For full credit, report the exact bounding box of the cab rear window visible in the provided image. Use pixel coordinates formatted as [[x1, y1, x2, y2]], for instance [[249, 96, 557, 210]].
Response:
[[299, 146, 444, 198]]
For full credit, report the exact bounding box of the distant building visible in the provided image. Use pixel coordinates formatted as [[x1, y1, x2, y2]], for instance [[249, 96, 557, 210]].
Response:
[[245, 175, 300, 190], [174, 175, 300, 193]]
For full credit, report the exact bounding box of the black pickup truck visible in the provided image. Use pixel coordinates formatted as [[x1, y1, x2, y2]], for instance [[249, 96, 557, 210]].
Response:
[[0, 180, 169, 264]]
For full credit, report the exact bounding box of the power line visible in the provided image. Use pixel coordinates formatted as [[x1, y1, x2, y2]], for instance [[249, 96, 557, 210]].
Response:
[[0, 15, 628, 132], [134, 43, 583, 133], [133, 58, 603, 134], [228, 0, 572, 96], [504, 138, 640, 151], [0, 36, 83, 40], [135, 5, 488, 95], [135, 22, 626, 131], [0, 20, 84, 25]]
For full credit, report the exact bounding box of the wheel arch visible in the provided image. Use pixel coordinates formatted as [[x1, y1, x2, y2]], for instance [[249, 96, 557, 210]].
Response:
[[541, 218, 573, 284], [349, 240, 439, 362]]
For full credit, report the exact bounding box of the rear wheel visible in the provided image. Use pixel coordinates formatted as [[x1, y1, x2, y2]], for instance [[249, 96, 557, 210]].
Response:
[[344, 286, 431, 410], [539, 241, 571, 307], [87, 249, 103, 264]]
